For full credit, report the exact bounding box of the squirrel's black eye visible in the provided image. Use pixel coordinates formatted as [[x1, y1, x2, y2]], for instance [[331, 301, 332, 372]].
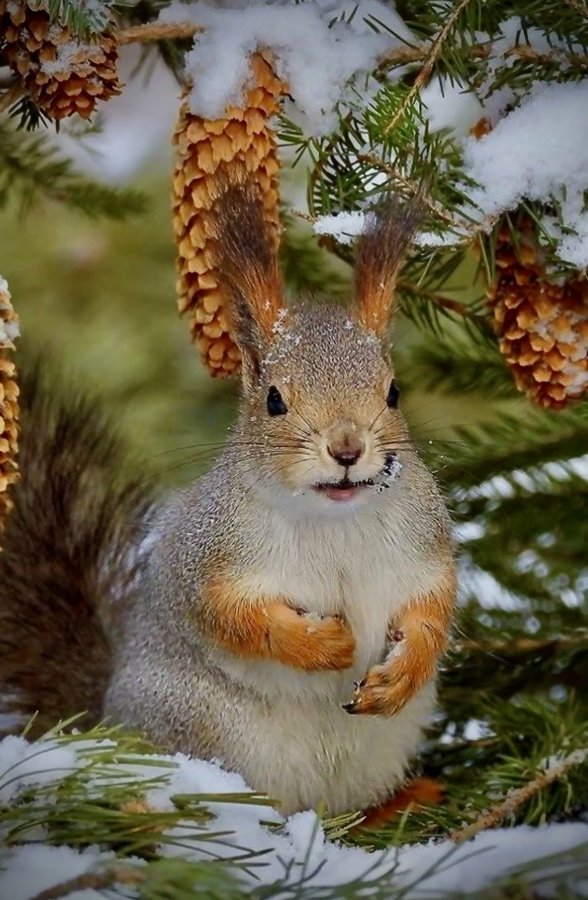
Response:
[[267, 385, 288, 417], [386, 379, 400, 409]]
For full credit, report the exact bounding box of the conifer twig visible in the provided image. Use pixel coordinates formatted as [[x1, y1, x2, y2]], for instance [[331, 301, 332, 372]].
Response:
[[117, 21, 204, 45], [451, 749, 588, 844], [0, 84, 25, 115], [384, 0, 474, 135], [30, 865, 146, 900], [114, 20, 588, 73], [396, 280, 479, 319], [355, 153, 460, 227], [562, 0, 588, 20], [454, 632, 588, 657]]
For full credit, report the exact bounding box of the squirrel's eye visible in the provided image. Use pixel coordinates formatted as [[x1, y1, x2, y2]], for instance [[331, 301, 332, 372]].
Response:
[[267, 385, 288, 417], [386, 379, 400, 409]]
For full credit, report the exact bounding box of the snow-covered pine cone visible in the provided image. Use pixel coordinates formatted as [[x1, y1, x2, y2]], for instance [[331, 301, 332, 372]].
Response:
[[488, 219, 588, 409], [173, 51, 284, 377], [0, 0, 120, 120], [0, 277, 19, 533]]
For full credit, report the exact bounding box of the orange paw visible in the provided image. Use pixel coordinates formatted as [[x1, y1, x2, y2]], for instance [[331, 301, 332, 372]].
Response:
[[267, 604, 356, 672], [342, 644, 434, 716]]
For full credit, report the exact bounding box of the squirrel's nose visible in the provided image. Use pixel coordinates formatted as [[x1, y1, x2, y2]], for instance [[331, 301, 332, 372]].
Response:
[[327, 442, 363, 467]]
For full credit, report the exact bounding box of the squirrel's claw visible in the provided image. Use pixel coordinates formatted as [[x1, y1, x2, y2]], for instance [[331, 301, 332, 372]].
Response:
[[342, 667, 398, 716], [342, 656, 421, 717]]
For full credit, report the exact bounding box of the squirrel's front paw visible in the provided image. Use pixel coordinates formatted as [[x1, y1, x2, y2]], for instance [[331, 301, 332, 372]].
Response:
[[305, 613, 356, 671], [342, 640, 432, 716], [267, 604, 355, 671]]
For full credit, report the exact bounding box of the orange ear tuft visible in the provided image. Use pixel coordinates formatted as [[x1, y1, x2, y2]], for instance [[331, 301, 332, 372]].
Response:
[[211, 176, 284, 347], [354, 192, 423, 337]]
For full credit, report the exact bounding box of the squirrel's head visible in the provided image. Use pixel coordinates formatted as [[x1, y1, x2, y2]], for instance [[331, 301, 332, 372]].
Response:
[[213, 179, 421, 515]]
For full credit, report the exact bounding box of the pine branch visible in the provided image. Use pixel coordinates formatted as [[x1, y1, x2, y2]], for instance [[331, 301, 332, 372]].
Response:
[[117, 21, 205, 45], [455, 633, 588, 657], [451, 749, 588, 844], [0, 85, 25, 116], [436, 407, 588, 494], [31, 865, 146, 900], [0, 123, 147, 219], [408, 337, 516, 398], [562, 0, 588, 21], [46, 0, 116, 37], [384, 0, 474, 136], [113, 18, 588, 72], [355, 152, 460, 227]]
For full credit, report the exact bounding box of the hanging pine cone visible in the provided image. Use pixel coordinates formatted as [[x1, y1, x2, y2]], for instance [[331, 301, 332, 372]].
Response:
[[0, 278, 19, 533], [172, 51, 285, 376], [0, 0, 120, 120], [488, 218, 588, 409]]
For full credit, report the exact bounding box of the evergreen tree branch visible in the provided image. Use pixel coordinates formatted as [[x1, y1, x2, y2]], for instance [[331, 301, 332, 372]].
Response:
[[451, 749, 588, 844], [397, 279, 482, 319], [117, 21, 204, 46], [355, 153, 460, 226], [112, 20, 588, 74], [384, 0, 475, 135], [562, 0, 588, 20], [0, 123, 147, 219], [408, 338, 515, 398], [0, 85, 25, 116], [455, 633, 588, 657], [31, 865, 146, 900], [436, 408, 588, 493], [46, 0, 116, 37]]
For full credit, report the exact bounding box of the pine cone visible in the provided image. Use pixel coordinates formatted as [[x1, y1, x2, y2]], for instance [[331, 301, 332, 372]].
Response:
[[0, 278, 19, 532], [0, 1, 120, 120], [488, 219, 588, 409], [172, 51, 285, 376]]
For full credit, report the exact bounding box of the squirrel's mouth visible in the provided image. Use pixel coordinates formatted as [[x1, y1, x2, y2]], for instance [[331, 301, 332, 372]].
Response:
[[311, 454, 400, 502], [312, 477, 375, 502]]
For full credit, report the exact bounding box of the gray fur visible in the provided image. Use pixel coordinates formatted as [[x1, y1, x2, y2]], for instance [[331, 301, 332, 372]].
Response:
[[106, 303, 453, 814]]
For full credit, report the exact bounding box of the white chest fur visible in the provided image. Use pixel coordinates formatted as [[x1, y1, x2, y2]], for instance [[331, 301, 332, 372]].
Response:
[[216, 495, 442, 698]]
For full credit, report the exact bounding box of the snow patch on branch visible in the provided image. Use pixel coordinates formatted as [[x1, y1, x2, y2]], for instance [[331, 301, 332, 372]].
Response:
[[462, 80, 588, 267], [160, 1, 412, 135], [313, 210, 367, 244]]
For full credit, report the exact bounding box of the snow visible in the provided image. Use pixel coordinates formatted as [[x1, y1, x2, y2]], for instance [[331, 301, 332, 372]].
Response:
[[160, 1, 412, 135], [312, 209, 462, 249], [462, 81, 588, 267], [313, 210, 367, 244], [421, 77, 483, 137], [39, 39, 85, 77], [0, 276, 19, 345], [415, 21, 588, 267], [1, 734, 588, 898], [0, 845, 116, 900]]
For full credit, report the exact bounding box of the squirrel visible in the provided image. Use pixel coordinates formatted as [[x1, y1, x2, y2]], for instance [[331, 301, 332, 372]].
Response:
[[0, 180, 456, 818]]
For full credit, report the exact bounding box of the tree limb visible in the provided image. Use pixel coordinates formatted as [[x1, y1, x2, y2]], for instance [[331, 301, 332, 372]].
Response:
[[451, 748, 588, 843]]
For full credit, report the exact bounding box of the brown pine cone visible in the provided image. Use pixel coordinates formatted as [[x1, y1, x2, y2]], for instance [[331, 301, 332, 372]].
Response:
[[172, 51, 285, 377], [0, 277, 19, 533], [0, 0, 120, 120], [488, 219, 588, 409]]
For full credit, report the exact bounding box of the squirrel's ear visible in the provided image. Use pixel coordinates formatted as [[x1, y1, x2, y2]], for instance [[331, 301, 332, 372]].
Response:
[[353, 192, 422, 339], [212, 178, 284, 378]]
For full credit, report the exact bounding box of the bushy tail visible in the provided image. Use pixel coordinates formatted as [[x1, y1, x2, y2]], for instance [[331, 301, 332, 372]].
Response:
[[0, 364, 154, 737]]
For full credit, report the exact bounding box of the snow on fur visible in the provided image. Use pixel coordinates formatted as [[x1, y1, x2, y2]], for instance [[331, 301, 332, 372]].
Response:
[[1, 734, 588, 898]]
